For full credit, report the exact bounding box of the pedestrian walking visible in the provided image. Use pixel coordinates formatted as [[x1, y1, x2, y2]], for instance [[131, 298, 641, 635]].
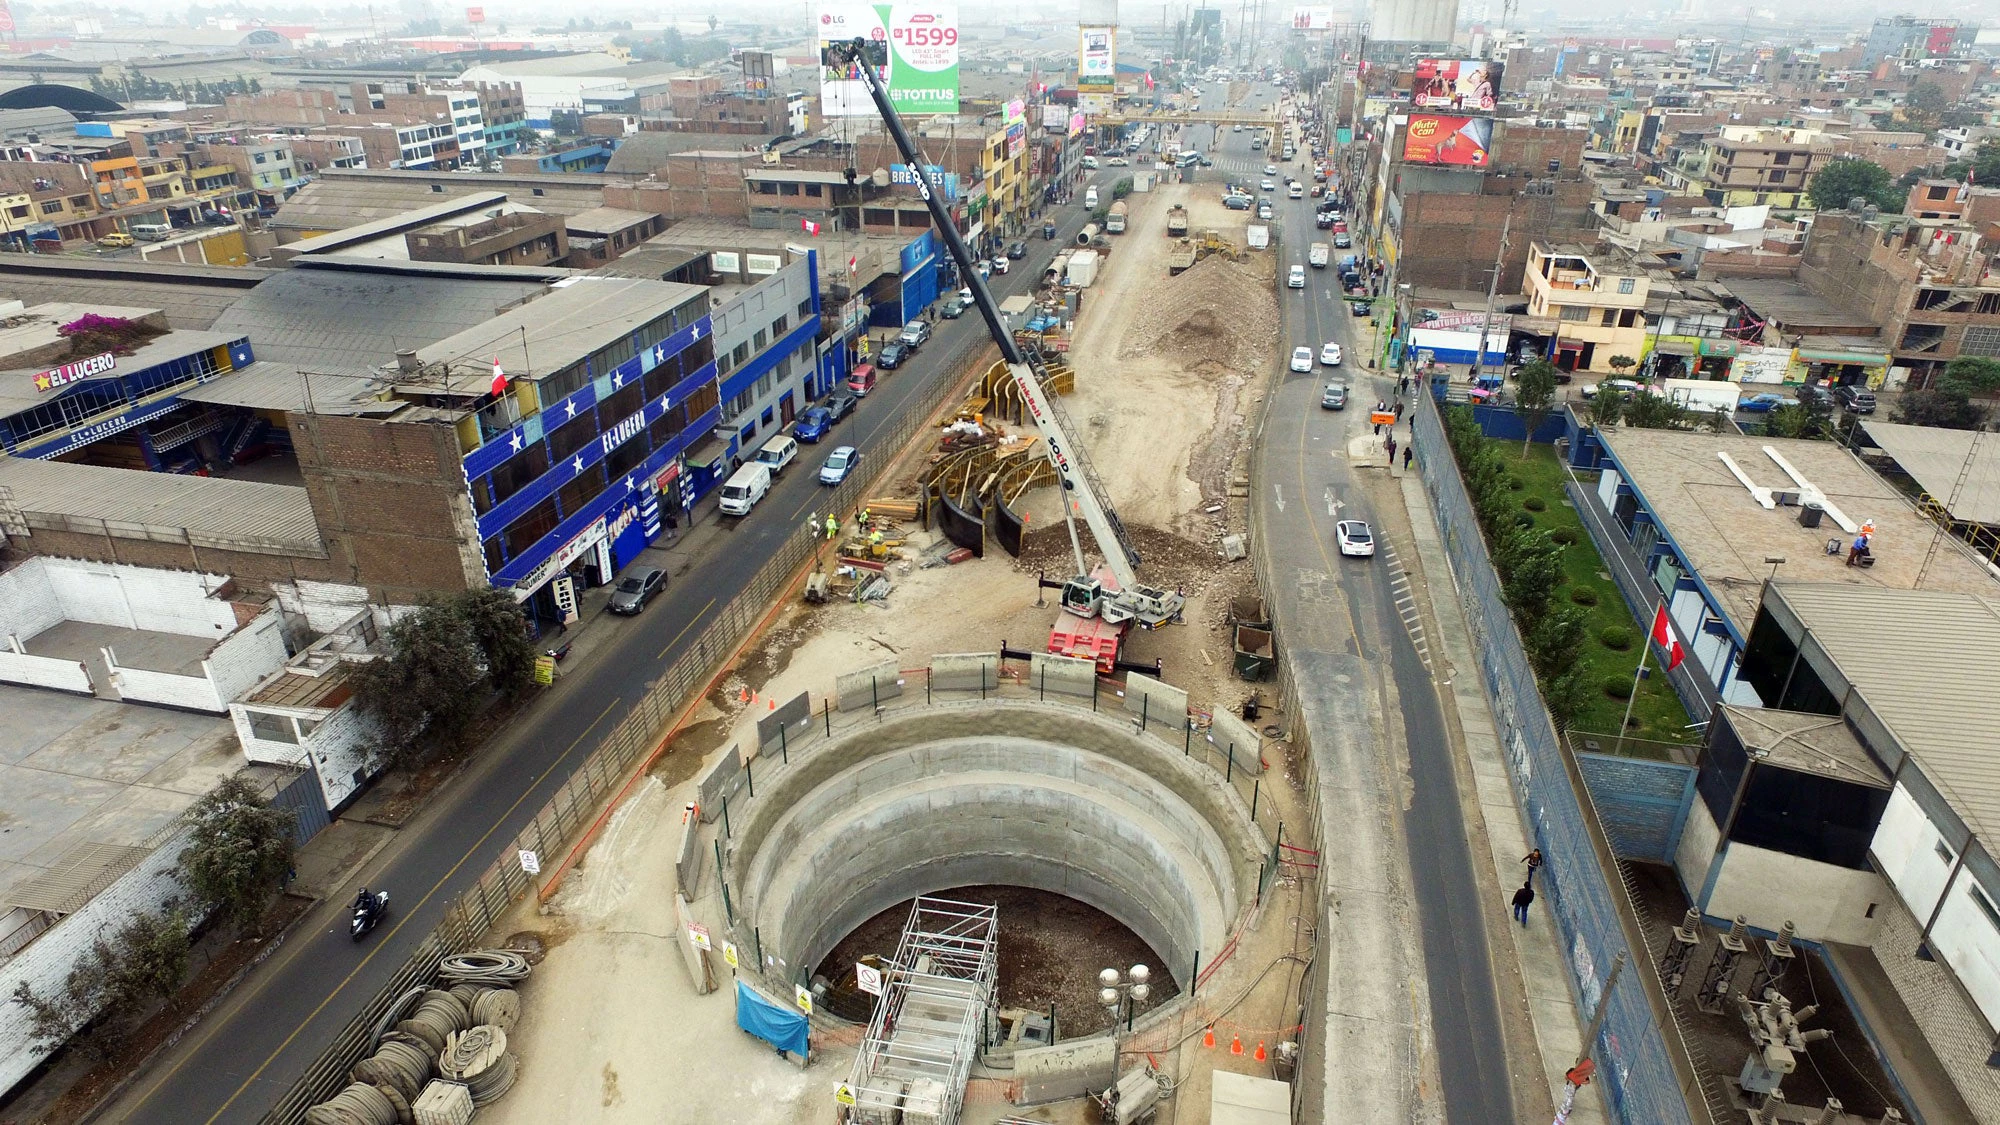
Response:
[[1394, 400, 1405, 420], [1403, 446, 1413, 470], [1385, 435, 1397, 463], [1523, 848, 1544, 886], [825, 513, 840, 541], [1511, 882, 1535, 926]]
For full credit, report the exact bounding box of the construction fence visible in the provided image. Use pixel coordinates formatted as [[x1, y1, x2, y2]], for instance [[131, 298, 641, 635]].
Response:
[[261, 331, 988, 1125], [1409, 389, 1709, 1125]]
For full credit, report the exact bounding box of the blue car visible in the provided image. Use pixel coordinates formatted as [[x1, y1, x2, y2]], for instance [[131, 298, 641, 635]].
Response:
[[819, 445, 860, 485], [795, 406, 833, 443], [1739, 393, 1797, 413]]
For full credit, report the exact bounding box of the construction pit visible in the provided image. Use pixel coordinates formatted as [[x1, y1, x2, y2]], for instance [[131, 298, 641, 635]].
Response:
[[476, 183, 1314, 1125]]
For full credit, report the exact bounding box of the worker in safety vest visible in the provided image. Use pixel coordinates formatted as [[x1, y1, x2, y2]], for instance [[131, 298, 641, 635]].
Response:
[[825, 513, 839, 540], [858, 507, 871, 528], [870, 529, 884, 550]]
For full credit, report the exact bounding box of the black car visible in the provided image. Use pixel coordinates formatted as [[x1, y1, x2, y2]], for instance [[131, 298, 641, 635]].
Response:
[[1006, 240, 1027, 259], [607, 567, 666, 615], [825, 388, 860, 421], [877, 341, 911, 369], [1833, 385, 1878, 414], [940, 298, 966, 319]]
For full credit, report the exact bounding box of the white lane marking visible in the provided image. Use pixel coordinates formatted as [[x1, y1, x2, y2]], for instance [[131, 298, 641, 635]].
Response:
[[1272, 483, 1285, 512]]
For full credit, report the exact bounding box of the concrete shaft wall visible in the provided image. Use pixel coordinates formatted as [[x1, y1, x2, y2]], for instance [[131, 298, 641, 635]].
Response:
[[728, 702, 1265, 983]]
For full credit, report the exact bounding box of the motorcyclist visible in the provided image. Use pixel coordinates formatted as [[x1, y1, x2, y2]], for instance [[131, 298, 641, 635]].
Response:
[[354, 887, 377, 918]]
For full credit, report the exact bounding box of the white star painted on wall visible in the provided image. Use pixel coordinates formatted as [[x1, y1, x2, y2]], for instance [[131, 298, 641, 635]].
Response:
[[572, 455, 584, 475], [692, 324, 703, 340], [565, 399, 577, 419], [612, 372, 623, 389], [626, 475, 637, 493], [509, 431, 523, 452]]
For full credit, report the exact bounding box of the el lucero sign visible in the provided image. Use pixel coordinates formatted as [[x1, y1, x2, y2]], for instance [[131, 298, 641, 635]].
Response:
[[34, 352, 116, 393]]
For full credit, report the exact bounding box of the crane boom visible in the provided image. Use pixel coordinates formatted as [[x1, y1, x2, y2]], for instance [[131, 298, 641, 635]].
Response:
[[827, 38, 1183, 627]]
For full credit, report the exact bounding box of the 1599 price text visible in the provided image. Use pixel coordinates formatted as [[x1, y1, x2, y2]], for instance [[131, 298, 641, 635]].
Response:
[[893, 26, 957, 46]]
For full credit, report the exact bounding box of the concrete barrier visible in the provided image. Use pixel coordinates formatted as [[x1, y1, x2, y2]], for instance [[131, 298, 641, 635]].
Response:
[[834, 660, 903, 712], [1124, 671, 1189, 731], [696, 745, 744, 825], [675, 806, 703, 897], [1208, 710, 1266, 776], [756, 691, 813, 757], [1015, 1038, 1117, 1105], [929, 652, 999, 693], [1027, 653, 1096, 699], [671, 892, 715, 995]]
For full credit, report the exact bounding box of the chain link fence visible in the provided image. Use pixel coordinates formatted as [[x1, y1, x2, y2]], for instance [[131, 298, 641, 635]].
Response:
[[1409, 389, 1707, 1125], [262, 341, 983, 1125]]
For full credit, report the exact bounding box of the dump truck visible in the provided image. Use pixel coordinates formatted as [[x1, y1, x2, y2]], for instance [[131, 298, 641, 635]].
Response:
[[1167, 239, 1198, 275], [1166, 204, 1189, 237], [1105, 200, 1128, 234]]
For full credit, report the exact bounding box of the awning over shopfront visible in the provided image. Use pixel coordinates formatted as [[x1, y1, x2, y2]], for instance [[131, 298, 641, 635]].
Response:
[[684, 436, 731, 471], [1796, 349, 1889, 366], [1650, 339, 1697, 357]]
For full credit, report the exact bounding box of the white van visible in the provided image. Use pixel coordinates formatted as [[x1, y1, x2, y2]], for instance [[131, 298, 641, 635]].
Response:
[[717, 461, 772, 516], [130, 223, 173, 242], [753, 434, 798, 475], [1084, 186, 1100, 209]]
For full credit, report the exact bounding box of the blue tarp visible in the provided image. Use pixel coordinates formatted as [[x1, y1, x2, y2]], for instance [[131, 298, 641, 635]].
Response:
[[736, 981, 809, 1056]]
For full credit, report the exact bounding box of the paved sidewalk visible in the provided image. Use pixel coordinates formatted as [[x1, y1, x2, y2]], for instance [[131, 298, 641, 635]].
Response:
[[1400, 472, 1611, 1125]]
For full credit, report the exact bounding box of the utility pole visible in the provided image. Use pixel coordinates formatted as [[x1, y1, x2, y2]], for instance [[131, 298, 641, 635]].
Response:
[[1469, 210, 1511, 387], [1553, 951, 1625, 1125]]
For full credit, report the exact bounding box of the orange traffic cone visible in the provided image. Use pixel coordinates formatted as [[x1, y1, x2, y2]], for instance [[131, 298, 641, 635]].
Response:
[[1202, 1027, 1214, 1049], [1254, 1041, 1267, 1062], [769, 697, 776, 711], [1229, 1035, 1243, 1056]]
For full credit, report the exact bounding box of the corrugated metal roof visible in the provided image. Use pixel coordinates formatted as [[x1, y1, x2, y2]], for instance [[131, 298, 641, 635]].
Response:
[[213, 267, 553, 377], [407, 276, 705, 393], [0, 455, 322, 554], [0, 259, 268, 331], [178, 362, 401, 415], [1775, 582, 2000, 843], [6, 842, 153, 915], [270, 171, 610, 231], [1860, 420, 2000, 526]]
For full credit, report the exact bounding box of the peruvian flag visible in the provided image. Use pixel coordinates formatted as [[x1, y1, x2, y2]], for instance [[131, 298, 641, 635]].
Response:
[[489, 356, 507, 397], [1650, 605, 1685, 671], [847, 253, 858, 274], [800, 218, 821, 236]]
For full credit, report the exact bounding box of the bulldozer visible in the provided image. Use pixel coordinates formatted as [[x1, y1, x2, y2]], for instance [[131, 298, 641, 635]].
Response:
[[1168, 230, 1240, 274]]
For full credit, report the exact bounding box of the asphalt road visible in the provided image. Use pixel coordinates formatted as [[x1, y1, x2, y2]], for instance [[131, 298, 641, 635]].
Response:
[[1237, 90, 1515, 1122], [102, 179, 1112, 1125]]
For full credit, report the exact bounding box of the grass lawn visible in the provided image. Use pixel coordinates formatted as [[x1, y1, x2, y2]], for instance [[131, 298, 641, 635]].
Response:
[[1504, 443, 1694, 749]]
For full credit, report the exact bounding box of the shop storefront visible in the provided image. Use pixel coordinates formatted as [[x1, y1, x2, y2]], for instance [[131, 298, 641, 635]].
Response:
[[1787, 348, 1892, 390]]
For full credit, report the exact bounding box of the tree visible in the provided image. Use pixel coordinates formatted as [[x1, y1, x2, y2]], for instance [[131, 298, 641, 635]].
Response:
[[1938, 356, 2000, 398], [353, 589, 537, 766], [1607, 355, 1637, 376], [708, 13, 719, 31], [1586, 387, 1625, 430], [1525, 604, 1587, 681], [1807, 158, 1900, 213], [179, 775, 295, 928], [1495, 528, 1564, 626], [10, 904, 192, 1059], [1514, 359, 1559, 459], [1904, 81, 1950, 131], [1623, 389, 1691, 430], [1893, 388, 1987, 430], [101, 905, 192, 1009]]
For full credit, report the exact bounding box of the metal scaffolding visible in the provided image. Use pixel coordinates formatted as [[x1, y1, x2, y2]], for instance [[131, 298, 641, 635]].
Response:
[[842, 896, 999, 1125]]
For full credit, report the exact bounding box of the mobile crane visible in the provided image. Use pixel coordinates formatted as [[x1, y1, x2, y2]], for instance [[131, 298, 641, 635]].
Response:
[[825, 37, 1185, 640]]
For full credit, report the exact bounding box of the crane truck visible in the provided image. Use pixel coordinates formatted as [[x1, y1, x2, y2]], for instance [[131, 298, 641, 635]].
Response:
[[823, 38, 1185, 666]]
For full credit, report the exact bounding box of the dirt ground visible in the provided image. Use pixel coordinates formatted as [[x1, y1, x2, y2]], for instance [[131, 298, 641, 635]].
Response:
[[477, 179, 1311, 1125]]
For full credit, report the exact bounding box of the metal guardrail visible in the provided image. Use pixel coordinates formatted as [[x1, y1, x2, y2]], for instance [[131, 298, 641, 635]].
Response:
[[262, 330, 989, 1124]]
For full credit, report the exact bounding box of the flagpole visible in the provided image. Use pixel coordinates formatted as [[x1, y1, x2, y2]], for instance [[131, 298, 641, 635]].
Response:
[[1613, 601, 1655, 756]]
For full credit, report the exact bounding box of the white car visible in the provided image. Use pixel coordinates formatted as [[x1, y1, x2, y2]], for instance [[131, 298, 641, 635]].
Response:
[[1263, 164, 1278, 175], [1261, 179, 1275, 192], [1232, 123, 1243, 131], [1290, 346, 1314, 373], [1580, 378, 1641, 399], [1320, 341, 1343, 366], [1288, 265, 1306, 289], [1335, 519, 1375, 558], [1107, 156, 1129, 166], [1288, 183, 1304, 199], [991, 256, 1009, 274]]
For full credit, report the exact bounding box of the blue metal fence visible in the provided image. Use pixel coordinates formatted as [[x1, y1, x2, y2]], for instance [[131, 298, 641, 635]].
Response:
[[1410, 389, 1703, 1125]]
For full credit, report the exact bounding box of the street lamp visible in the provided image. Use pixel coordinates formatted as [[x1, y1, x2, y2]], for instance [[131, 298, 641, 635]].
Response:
[[1099, 964, 1152, 1032]]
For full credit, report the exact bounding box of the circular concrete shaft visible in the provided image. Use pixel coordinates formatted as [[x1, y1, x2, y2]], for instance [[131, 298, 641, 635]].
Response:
[[728, 702, 1266, 986]]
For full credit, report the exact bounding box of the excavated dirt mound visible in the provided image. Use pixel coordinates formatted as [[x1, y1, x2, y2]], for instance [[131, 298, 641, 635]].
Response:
[[1119, 253, 1281, 374], [1013, 523, 1221, 600]]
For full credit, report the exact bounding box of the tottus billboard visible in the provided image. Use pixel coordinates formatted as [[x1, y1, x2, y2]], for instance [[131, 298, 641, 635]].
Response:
[[817, 1, 960, 117]]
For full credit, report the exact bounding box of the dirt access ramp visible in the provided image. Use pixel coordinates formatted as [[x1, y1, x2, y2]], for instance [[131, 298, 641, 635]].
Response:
[[1055, 181, 1279, 541]]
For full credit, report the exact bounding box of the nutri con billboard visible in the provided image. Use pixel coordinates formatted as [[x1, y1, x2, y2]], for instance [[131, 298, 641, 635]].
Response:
[[1402, 114, 1494, 166], [818, 2, 960, 117], [1411, 59, 1502, 111]]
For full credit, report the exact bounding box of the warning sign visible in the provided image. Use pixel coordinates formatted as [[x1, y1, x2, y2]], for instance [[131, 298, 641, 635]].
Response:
[[1370, 410, 1396, 426], [794, 985, 814, 1014], [533, 654, 556, 685], [855, 962, 883, 996], [518, 849, 541, 874], [723, 941, 740, 968], [834, 1083, 857, 1106], [687, 923, 712, 950]]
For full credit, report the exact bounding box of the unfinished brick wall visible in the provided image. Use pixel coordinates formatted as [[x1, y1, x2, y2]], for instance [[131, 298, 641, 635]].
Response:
[[290, 413, 488, 601]]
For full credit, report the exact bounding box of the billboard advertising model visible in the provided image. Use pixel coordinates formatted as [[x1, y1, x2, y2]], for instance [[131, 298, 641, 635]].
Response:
[[818, 2, 960, 117], [1411, 59, 1502, 111], [1079, 26, 1116, 89], [1290, 6, 1334, 29], [1402, 114, 1494, 166]]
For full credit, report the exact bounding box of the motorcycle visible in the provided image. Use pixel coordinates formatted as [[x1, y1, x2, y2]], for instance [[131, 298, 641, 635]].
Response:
[[351, 890, 389, 942]]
